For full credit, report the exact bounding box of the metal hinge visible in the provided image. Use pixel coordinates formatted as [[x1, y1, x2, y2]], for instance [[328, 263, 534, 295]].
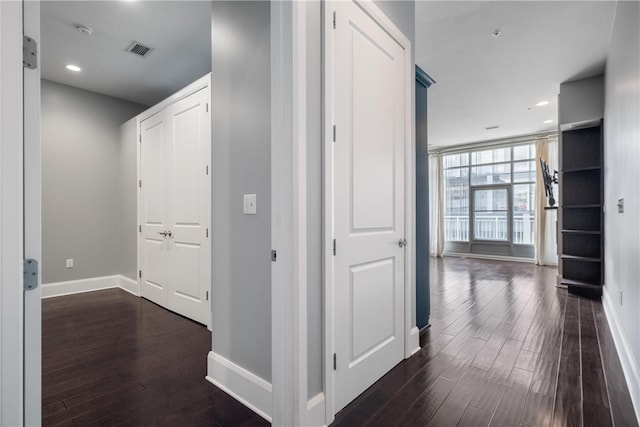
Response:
[[271, 250, 277, 262], [333, 239, 336, 256], [206, 228, 209, 238], [206, 291, 209, 301], [139, 270, 142, 278], [206, 165, 209, 175], [23, 36, 37, 69], [333, 125, 336, 142], [23, 259, 39, 291], [333, 353, 337, 370], [333, 11, 336, 29], [139, 225, 142, 233], [139, 134, 142, 143], [139, 179, 142, 188]]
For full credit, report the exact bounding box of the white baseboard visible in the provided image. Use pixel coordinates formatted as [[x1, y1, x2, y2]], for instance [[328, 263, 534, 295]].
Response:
[[602, 289, 640, 423], [118, 275, 140, 296], [42, 275, 140, 299], [206, 351, 272, 422], [42, 275, 120, 298], [407, 326, 420, 357], [305, 393, 327, 427]]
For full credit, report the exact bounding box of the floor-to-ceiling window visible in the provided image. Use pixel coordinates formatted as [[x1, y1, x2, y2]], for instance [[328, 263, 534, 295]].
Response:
[[443, 143, 535, 258]]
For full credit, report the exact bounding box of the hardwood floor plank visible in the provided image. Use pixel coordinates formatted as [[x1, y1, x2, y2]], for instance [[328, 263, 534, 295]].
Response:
[[426, 366, 487, 426], [552, 294, 583, 427], [458, 406, 493, 427], [488, 367, 533, 426]]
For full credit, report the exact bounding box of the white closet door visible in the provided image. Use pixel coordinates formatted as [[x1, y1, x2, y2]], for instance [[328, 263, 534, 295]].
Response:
[[165, 88, 211, 325], [140, 110, 168, 307], [332, 0, 407, 412]]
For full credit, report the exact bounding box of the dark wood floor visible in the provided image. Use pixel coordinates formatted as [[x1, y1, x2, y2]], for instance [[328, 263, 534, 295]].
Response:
[[333, 257, 638, 427], [43, 257, 638, 426], [42, 289, 268, 427]]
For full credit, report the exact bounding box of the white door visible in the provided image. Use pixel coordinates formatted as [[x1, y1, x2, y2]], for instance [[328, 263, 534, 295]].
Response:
[[332, 1, 407, 412], [165, 88, 211, 325], [140, 86, 211, 326], [140, 110, 169, 307]]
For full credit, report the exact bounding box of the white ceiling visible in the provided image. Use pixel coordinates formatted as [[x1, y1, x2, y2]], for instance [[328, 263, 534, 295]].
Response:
[[416, 1, 616, 148], [41, 1, 212, 106], [42, 1, 616, 145]]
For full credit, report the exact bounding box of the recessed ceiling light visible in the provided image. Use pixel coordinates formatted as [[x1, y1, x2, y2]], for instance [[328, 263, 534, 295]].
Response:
[[536, 101, 549, 107], [491, 29, 501, 37], [543, 120, 554, 124], [65, 64, 81, 72]]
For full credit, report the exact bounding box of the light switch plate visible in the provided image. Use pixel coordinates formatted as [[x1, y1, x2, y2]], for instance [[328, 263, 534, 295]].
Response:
[[243, 194, 257, 215], [66, 259, 74, 269]]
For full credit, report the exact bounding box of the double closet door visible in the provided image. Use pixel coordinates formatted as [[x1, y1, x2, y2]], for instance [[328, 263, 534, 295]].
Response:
[[139, 84, 211, 326]]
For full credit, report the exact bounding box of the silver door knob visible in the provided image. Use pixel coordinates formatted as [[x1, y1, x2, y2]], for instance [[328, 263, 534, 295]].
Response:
[[158, 231, 168, 237], [398, 238, 407, 248], [166, 230, 172, 238]]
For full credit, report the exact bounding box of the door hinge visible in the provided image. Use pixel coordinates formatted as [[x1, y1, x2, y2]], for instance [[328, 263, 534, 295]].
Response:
[[333, 239, 336, 256], [271, 250, 277, 262], [139, 225, 142, 233], [206, 291, 209, 301], [139, 179, 142, 188], [139, 134, 142, 143], [333, 125, 336, 142], [333, 11, 336, 29], [205, 103, 209, 113], [23, 36, 37, 69], [139, 270, 142, 278], [206, 165, 209, 175], [206, 228, 209, 238], [23, 259, 39, 291], [333, 353, 337, 370]]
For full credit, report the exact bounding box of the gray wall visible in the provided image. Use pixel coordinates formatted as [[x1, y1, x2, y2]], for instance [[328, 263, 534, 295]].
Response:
[[42, 80, 147, 283], [603, 0, 640, 414], [118, 118, 139, 280], [559, 75, 605, 126], [211, 1, 272, 382]]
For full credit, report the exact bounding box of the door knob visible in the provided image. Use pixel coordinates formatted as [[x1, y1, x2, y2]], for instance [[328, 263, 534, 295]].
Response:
[[158, 230, 172, 238], [398, 238, 407, 248]]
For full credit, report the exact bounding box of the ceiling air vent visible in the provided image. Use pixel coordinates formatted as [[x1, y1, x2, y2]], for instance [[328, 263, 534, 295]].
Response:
[[126, 41, 153, 57]]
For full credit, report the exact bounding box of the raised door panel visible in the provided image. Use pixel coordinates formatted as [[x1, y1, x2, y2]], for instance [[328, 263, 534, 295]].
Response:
[[140, 113, 167, 306]]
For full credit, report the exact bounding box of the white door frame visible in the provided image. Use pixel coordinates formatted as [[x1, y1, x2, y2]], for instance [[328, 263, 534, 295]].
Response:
[[0, 2, 25, 424], [1, 1, 41, 424], [24, 0, 42, 424], [322, 0, 418, 423]]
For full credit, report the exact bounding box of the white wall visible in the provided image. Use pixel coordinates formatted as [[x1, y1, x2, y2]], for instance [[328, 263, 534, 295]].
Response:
[[41, 80, 147, 284], [603, 0, 640, 419]]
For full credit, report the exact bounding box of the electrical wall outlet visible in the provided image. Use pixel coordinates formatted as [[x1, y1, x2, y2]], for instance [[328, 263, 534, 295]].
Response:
[[66, 259, 74, 269]]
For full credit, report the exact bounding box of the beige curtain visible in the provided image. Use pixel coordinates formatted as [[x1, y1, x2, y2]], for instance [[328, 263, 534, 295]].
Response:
[[429, 154, 444, 256], [535, 137, 559, 265]]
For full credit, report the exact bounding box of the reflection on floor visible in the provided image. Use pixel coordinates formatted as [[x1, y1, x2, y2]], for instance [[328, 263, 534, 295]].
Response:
[[333, 256, 637, 427], [42, 289, 268, 426]]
